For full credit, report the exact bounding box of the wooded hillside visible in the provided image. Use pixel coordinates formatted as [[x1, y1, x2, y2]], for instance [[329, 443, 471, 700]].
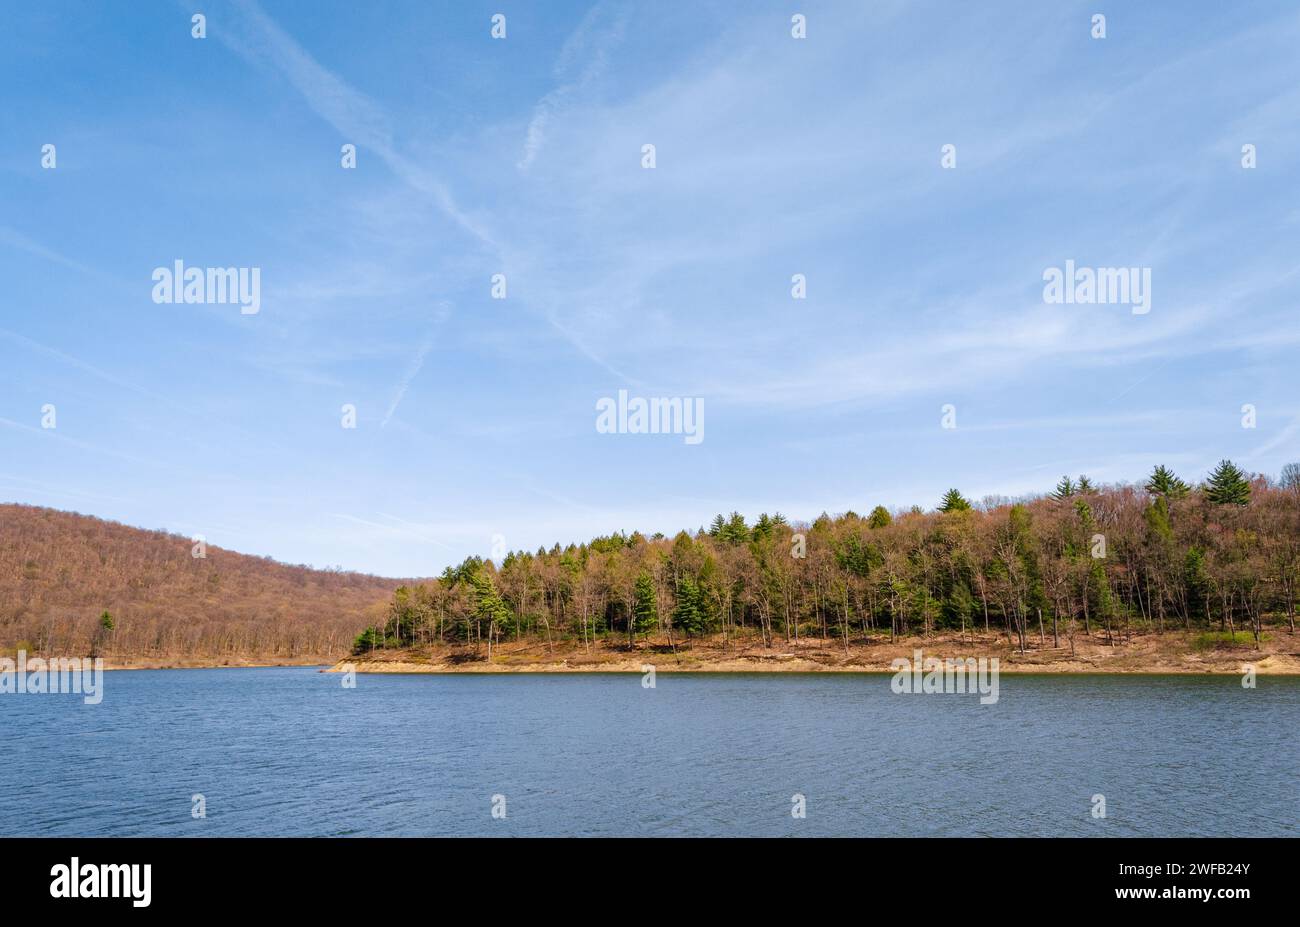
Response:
[[0, 504, 405, 661]]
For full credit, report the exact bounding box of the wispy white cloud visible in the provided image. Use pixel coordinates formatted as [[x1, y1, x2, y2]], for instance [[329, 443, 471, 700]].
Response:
[[0, 226, 98, 276], [219, 0, 499, 250], [381, 306, 449, 428], [0, 416, 155, 467], [518, 2, 628, 170], [1246, 413, 1300, 463]]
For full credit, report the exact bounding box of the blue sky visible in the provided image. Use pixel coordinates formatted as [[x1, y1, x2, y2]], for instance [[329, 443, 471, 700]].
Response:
[[3, 0, 1299, 577]]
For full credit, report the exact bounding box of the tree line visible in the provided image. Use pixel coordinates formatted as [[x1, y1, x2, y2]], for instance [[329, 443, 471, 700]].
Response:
[[359, 460, 1300, 656]]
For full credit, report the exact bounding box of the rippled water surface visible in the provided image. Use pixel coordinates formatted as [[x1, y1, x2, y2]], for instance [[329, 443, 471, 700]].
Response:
[[3, 668, 1297, 836]]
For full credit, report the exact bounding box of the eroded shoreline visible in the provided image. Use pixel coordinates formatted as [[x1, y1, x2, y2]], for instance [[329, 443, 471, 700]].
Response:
[[321, 631, 1300, 676]]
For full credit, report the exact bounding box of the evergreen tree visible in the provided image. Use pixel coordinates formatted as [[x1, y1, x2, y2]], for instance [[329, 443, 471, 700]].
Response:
[[1087, 559, 1112, 623], [1205, 459, 1251, 505], [352, 626, 384, 654], [1145, 464, 1190, 499], [672, 576, 705, 636], [712, 512, 750, 545], [468, 568, 512, 652], [92, 609, 116, 660], [867, 505, 892, 529], [1050, 476, 1076, 500], [1144, 494, 1174, 542], [632, 571, 658, 638], [1076, 475, 1096, 494], [938, 488, 972, 512]]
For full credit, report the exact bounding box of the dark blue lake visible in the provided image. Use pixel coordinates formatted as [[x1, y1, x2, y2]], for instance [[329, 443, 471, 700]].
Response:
[[3, 668, 1296, 836]]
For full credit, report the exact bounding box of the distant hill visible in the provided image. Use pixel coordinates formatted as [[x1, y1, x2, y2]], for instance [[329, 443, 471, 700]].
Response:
[[0, 503, 408, 663]]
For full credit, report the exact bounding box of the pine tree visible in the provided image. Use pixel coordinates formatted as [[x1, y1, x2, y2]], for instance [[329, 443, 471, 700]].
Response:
[[1076, 475, 1096, 494], [1050, 476, 1076, 500], [468, 568, 513, 656], [92, 609, 116, 660], [1205, 459, 1251, 506], [938, 488, 972, 512], [632, 571, 658, 638], [672, 576, 704, 636], [713, 512, 750, 545], [351, 626, 384, 655], [1145, 464, 1189, 499]]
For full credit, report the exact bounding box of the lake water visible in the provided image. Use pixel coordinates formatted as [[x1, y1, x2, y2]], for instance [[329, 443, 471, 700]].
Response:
[[3, 668, 1296, 836]]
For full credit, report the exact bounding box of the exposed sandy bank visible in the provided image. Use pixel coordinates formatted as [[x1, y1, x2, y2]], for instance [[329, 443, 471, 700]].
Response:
[[101, 657, 331, 671], [324, 631, 1300, 676]]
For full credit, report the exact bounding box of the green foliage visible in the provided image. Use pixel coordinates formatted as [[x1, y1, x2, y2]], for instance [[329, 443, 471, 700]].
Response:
[[1050, 476, 1076, 500], [589, 533, 630, 554], [1146, 464, 1190, 499], [834, 534, 881, 577], [1086, 559, 1112, 618], [99, 610, 114, 632], [352, 626, 384, 654], [867, 505, 892, 529], [938, 488, 972, 513], [1144, 495, 1173, 542], [752, 513, 778, 540], [632, 571, 657, 635], [672, 576, 710, 636], [708, 512, 751, 545], [1205, 459, 1250, 506], [1191, 630, 1258, 651], [468, 568, 512, 633]]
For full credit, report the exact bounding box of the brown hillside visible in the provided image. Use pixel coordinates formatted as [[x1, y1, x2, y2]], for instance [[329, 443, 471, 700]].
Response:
[[0, 504, 408, 663]]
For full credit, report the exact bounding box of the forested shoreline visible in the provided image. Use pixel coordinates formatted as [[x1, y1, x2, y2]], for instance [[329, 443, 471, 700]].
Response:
[[359, 461, 1300, 659], [4, 460, 1297, 667]]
